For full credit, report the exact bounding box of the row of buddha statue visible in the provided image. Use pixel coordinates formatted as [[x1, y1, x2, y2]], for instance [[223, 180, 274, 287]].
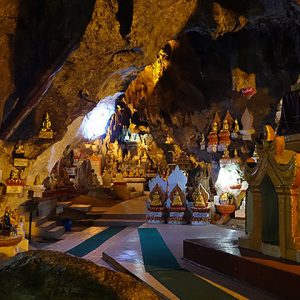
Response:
[[204, 108, 255, 153], [147, 166, 211, 225], [5, 112, 54, 192]]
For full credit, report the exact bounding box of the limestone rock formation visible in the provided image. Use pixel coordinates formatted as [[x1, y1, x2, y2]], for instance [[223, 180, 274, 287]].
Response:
[[0, 250, 160, 300], [0, 0, 299, 179]]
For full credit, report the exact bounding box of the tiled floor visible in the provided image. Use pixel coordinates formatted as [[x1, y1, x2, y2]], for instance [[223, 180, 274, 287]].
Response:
[[28, 196, 277, 299], [103, 224, 277, 300], [32, 223, 277, 300]]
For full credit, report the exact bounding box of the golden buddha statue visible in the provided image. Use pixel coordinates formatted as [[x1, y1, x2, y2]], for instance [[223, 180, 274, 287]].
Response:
[[13, 140, 25, 158], [208, 122, 219, 146], [172, 191, 183, 206], [40, 112, 53, 132], [151, 191, 163, 207], [234, 119, 240, 132], [10, 169, 20, 180], [222, 146, 230, 159], [218, 119, 231, 146], [193, 189, 207, 207]]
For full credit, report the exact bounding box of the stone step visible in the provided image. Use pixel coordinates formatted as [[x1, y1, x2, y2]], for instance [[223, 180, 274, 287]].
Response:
[[99, 213, 145, 220], [43, 226, 65, 240], [32, 216, 48, 227], [94, 218, 145, 226], [85, 211, 107, 219], [39, 220, 57, 232], [70, 204, 92, 212], [57, 201, 72, 207]]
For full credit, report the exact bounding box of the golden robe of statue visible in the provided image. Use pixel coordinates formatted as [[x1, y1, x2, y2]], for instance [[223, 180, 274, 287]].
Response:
[[193, 190, 207, 207], [172, 191, 183, 206], [151, 191, 162, 206]]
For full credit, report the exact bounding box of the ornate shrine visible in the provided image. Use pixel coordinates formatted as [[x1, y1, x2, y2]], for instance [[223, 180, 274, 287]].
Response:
[[239, 126, 300, 262]]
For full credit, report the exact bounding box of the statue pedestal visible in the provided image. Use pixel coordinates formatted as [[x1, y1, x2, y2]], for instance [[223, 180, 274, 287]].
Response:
[[147, 206, 165, 224], [215, 204, 235, 224], [191, 207, 210, 225], [167, 207, 187, 224]]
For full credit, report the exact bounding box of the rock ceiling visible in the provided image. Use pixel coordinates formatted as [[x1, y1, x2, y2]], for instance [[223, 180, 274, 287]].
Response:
[[1, 0, 300, 156]]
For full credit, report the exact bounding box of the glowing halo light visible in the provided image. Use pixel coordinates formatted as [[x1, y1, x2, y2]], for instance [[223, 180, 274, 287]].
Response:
[[80, 92, 124, 140]]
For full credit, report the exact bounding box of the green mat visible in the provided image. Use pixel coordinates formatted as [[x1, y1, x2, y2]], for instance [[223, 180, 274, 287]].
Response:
[[67, 226, 126, 257], [138, 228, 234, 300]]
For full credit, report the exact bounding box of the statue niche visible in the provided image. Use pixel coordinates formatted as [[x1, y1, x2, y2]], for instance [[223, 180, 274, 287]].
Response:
[[150, 184, 166, 207], [170, 185, 185, 207], [147, 175, 167, 224], [191, 184, 211, 225], [167, 184, 187, 224]]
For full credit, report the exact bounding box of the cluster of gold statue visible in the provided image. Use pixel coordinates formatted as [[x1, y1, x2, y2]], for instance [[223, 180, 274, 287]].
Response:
[[207, 111, 240, 153], [149, 183, 209, 210]]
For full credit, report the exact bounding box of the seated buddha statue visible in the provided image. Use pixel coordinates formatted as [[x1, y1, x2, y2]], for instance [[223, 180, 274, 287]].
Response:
[[172, 191, 183, 206], [150, 191, 162, 207], [193, 188, 207, 208], [13, 141, 25, 158], [218, 119, 231, 146], [208, 122, 219, 146], [10, 169, 20, 181], [40, 112, 53, 132]]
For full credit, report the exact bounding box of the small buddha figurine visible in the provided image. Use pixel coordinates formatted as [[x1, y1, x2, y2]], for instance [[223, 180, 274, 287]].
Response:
[[13, 140, 25, 158], [40, 112, 53, 132], [172, 191, 183, 206], [222, 146, 230, 159], [151, 191, 162, 207], [234, 119, 240, 132], [218, 119, 231, 147], [10, 169, 20, 180], [207, 122, 219, 151]]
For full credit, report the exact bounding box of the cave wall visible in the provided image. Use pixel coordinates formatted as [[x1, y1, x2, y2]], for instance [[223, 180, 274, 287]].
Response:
[[0, 0, 19, 124], [0, 0, 299, 159], [124, 0, 300, 153]]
